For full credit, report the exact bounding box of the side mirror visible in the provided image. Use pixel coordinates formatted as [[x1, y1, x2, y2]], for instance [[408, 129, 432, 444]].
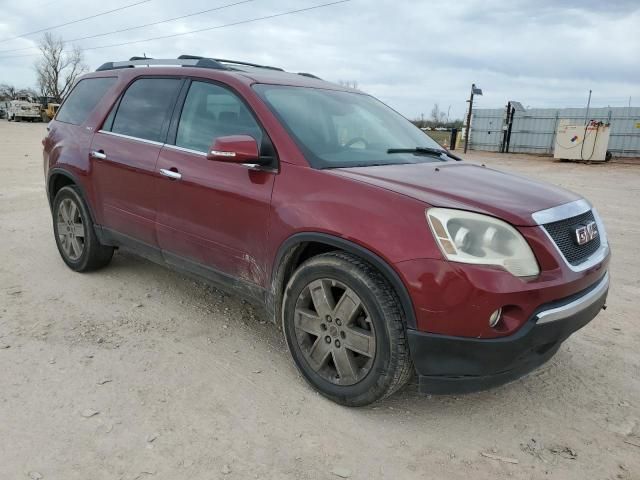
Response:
[[206, 135, 262, 164]]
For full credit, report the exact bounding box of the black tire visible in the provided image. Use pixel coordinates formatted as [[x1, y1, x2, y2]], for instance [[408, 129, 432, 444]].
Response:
[[52, 186, 114, 272], [15, 116, 21, 122], [282, 251, 413, 406]]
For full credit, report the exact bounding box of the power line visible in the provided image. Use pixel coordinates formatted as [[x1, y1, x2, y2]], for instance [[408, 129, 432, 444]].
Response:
[[0, 0, 152, 44], [82, 0, 352, 51], [0, 0, 351, 59], [0, 0, 256, 54]]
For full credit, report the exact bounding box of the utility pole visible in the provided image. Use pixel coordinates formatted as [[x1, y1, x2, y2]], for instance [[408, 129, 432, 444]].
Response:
[[584, 89, 592, 125], [464, 83, 482, 154]]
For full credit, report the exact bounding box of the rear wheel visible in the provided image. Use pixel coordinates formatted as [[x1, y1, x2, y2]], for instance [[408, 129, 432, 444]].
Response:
[[52, 186, 114, 272], [282, 252, 413, 406]]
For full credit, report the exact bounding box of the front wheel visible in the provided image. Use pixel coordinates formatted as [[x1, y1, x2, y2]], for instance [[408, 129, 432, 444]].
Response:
[[282, 252, 413, 406], [52, 186, 114, 272]]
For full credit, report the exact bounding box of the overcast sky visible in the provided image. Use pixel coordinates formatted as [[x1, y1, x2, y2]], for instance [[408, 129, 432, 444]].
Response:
[[1, 0, 639, 119]]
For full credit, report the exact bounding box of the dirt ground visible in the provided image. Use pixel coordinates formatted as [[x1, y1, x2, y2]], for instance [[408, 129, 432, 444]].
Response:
[[1, 120, 639, 480]]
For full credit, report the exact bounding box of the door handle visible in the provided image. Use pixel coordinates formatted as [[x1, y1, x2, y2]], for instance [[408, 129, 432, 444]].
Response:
[[90, 150, 107, 160], [159, 168, 182, 180]]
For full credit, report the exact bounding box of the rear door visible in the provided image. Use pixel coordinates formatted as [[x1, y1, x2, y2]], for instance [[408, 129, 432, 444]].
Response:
[[46, 76, 118, 215], [154, 79, 276, 289], [90, 77, 182, 246]]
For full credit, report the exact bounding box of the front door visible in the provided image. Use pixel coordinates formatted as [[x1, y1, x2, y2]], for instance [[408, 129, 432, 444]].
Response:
[[155, 80, 276, 289], [91, 77, 182, 246]]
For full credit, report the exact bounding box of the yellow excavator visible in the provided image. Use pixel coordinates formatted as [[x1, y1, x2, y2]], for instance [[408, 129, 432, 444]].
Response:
[[38, 96, 60, 122]]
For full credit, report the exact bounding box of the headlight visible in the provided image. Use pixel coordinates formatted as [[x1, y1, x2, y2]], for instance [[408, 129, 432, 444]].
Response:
[[426, 208, 540, 277]]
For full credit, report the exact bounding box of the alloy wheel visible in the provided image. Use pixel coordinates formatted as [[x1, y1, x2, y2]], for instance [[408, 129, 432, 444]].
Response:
[[56, 197, 86, 261], [293, 278, 376, 386]]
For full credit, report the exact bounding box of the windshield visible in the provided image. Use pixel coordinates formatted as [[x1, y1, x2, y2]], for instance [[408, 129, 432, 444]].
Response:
[[253, 85, 446, 168]]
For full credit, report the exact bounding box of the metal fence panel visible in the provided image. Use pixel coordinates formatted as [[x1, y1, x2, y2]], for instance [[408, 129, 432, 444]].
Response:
[[467, 108, 503, 151], [470, 106, 640, 157]]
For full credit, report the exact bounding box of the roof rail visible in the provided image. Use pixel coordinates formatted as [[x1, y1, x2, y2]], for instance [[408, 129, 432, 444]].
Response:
[[95, 55, 321, 79], [297, 72, 322, 80], [179, 55, 284, 72], [214, 58, 285, 72], [95, 57, 226, 72]]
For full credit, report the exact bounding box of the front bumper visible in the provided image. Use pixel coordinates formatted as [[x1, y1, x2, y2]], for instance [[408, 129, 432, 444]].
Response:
[[407, 271, 609, 394]]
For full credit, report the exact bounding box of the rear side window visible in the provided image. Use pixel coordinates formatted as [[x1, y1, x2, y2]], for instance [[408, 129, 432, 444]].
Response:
[[109, 78, 181, 142], [56, 77, 116, 125]]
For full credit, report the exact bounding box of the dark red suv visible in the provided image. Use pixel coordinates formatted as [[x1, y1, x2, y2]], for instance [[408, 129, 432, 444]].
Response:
[[43, 56, 610, 406]]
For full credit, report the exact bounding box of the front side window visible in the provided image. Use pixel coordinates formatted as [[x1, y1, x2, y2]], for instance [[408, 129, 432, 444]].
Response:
[[56, 77, 116, 125], [110, 78, 181, 142], [175, 81, 263, 153], [253, 84, 444, 169]]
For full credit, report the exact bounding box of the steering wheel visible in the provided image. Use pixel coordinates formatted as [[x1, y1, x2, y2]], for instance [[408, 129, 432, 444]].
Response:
[[344, 137, 369, 149]]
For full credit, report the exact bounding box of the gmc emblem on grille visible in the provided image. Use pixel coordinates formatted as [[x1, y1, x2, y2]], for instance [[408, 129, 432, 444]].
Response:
[[574, 221, 598, 245]]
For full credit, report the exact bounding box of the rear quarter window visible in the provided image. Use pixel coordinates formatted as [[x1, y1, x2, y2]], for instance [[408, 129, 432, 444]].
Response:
[[56, 77, 117, 125]]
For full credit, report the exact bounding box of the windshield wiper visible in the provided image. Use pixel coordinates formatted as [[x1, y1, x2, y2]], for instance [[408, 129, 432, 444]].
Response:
[[387, 147, 462, 161]]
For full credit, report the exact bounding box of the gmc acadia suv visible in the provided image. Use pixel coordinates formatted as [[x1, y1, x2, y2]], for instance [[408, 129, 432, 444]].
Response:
[[43, 56, 610, 406]]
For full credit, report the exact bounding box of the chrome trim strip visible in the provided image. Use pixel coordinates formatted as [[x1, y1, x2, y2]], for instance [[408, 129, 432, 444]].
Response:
[[97, 130, 165, 147], [537, 272, 609, 324], [163, 144, 207, 156], [211, 150, 236, 157], [531, 199, 591, 225]]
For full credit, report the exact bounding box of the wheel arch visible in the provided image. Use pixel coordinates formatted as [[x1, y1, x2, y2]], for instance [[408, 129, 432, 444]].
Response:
[[47, 168, 97, 225], [268, 232, 417, 329]]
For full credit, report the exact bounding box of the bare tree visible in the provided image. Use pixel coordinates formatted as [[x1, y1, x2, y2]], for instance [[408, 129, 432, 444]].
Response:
[[34, 32, 87, 102], [0, 84, 38, 101], [430, 103, 446, 125], [0, 84, 19, 100]]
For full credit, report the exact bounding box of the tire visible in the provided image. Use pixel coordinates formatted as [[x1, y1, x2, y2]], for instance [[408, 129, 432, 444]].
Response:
[[15, 116, 21, 122], [52, 186, 114, 272], [282, 251, 413, 406]]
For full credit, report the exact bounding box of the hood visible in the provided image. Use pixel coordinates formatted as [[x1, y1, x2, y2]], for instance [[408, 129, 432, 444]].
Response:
[[331, 162, 581, 226]]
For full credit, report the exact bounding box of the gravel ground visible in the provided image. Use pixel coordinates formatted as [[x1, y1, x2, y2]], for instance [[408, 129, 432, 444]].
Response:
[[1, 120, 639, 480]]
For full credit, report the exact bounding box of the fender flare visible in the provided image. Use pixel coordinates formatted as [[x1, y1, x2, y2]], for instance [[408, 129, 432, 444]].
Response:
[[47, 168, 97, 224], [270, 232, 417, 329]]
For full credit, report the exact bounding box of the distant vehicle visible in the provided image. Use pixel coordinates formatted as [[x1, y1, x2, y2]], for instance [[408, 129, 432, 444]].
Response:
[[37, 96, 61, 122], [7, 96, 42, 122], [43, 56, 610, 406], [0, 102, 7, 119], [42, 103, 60, 122]]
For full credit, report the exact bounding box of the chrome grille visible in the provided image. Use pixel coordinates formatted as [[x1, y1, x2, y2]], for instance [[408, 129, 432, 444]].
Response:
[[542, 210, 601, 265]]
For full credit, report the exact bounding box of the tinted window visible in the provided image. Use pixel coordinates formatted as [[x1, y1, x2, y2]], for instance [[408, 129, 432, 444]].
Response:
[[176, 81, 262, 152], [56, 77, 116, 125], [254, 85, 444, 169], [111, 78, 181, 142]]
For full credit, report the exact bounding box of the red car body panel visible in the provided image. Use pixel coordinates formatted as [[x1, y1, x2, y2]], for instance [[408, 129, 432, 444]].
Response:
[[43, 65, 610, 348], [331, 162, 581, 227], [155, 146, 275, 285], [90, 132, 162, 246]]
